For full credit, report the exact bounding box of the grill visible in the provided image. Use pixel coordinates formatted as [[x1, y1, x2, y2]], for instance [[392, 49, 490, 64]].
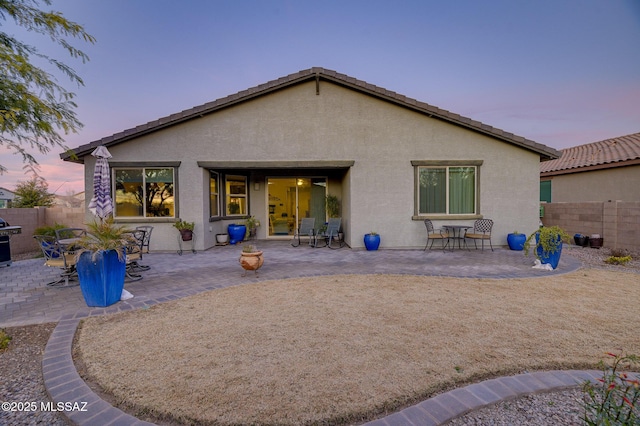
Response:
[[0, 218, 22, 267]]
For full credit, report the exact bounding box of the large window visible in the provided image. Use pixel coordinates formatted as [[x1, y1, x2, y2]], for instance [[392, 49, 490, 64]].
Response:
[[114, 168, 175, 217], [225, 175, 247, 216], [417, 165, 477, 215], [209, 171, 219, 217]]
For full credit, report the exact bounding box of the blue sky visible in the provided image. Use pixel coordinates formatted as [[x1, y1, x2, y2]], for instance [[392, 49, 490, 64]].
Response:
[[1, 0, 639, 194]]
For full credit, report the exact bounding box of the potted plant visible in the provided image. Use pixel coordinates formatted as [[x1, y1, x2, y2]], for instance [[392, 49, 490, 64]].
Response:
[[75, 219, 132, 307], [507, 231, 526, 251], [239, 244, 264, 277], [326, 194, 340, 218], [245, 216, 261, 239], [173, 219, 195, 241], [524, 225, 570, 269], [364, 231, 381, 251], [227, 222, 247, 245]]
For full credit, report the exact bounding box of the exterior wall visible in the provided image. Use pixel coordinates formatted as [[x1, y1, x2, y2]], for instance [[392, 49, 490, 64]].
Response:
[[88, 81, 543, 250], [543, 165, 640, 202], [0, 207, 84, 255], [541, 201, 640, 252]]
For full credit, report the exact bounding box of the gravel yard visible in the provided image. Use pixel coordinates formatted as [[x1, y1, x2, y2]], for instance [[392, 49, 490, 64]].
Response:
[[1, 246, 638, 425]]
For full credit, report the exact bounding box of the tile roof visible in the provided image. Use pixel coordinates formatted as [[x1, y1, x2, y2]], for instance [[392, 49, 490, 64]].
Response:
[[62, 67, 560, 163], [540, 132, 640, 175]]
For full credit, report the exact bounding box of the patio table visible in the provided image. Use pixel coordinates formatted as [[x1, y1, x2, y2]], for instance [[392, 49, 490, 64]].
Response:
[[443, 225, 471, 250]]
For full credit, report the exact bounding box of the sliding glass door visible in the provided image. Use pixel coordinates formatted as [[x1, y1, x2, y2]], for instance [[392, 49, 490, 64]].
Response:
[[267, 177, 326, 237]]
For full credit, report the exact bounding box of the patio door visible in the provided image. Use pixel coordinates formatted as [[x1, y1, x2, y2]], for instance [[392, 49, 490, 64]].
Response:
[[267, 177, 326, 237]]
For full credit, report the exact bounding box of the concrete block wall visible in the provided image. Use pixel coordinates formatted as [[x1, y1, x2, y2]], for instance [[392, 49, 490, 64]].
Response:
[[0, 207, 84, 255], [542, 201, 640, 252]]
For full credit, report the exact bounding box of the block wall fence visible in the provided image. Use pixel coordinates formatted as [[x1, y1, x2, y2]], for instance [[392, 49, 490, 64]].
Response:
[[1, 207, 85, 255], [541, 201, 640, 252]]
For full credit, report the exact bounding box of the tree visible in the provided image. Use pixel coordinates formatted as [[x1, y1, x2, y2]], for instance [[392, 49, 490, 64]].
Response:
[[0, 0, 95, 175], [12, 175, 55, 207]]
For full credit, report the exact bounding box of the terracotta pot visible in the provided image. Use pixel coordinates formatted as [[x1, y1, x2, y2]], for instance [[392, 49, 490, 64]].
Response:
[[239, 251, 264, 276]]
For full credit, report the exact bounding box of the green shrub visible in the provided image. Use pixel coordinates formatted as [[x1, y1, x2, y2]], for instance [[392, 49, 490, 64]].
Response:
[[33, 223, 68, 237], [604, 256, 632, 265], [0, 329, 11, 350]]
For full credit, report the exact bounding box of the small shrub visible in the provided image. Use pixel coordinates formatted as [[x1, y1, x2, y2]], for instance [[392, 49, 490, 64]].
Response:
[[0, 329, 11, 350], [34, 223, 68, 237], [604, 256, 632, 265], [242, 244, 257, 253], [582, 351, 640, 425]]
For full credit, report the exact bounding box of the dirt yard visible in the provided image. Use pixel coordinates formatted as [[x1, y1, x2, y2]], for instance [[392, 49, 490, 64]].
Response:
[[76, 269, 640, 425]]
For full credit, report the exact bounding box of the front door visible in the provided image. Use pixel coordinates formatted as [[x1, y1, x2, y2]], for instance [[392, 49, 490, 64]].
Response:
[[267, 177, 326, 237]]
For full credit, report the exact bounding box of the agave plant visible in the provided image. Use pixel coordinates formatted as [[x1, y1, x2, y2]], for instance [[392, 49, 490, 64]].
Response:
[[76, 218, 133, 261]]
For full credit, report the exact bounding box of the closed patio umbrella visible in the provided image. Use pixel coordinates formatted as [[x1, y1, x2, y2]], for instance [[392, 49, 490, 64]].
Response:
[[87, 146, 113, 220]]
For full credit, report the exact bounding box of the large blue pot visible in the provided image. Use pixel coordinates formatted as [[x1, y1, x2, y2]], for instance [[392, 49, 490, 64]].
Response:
[[227, 224, 247, 245], [77, 250, 126, 307], [507, 233, 526, 251], [364, 234, 381, 251], [535, 233, 563, 269]]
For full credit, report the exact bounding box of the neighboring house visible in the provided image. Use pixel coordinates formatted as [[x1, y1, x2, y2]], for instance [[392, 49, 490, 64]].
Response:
[[61, 67, 560, 251], [0, 187, 16, 209], [540, 132, 640, 202]]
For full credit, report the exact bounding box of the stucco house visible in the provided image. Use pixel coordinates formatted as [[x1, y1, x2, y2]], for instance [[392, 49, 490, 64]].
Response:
[[62, 67, 560, 251], [540, 132, 640, 203], [0, 187, 16, 209]]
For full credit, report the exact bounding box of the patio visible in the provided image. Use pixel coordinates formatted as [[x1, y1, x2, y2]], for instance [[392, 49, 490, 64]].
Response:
[[1, 241, 581, 327]]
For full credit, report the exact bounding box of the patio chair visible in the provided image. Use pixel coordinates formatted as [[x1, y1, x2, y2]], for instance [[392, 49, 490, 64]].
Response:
[[124, 230, 148, 281], [423, 219, 449, 251], [33, 235, 78, 287], [314, 217, 345, 249], [464, 219, 494, 251], [54, 228, 86, 250], [135, 225, 154, 253], [291, 218, 316, 247]]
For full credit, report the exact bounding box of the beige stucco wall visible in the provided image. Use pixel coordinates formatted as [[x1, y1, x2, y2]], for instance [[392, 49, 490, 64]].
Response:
[[86, 81, 543, 250], [543, 165, 640, 203]]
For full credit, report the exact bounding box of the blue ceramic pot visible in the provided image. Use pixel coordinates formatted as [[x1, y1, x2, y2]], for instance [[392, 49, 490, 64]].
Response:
[[364, 234, 380, 251], [535, 233, 563, 269], [507, 233, 526, 251], [77, 250, 126, 307], [228, 224, 247, 245]]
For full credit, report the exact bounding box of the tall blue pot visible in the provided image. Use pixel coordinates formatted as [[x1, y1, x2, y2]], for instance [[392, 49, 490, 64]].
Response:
[[535, 233, 563, 269], [77, 250, 126, 307], [364, 234, 381, 251], [228, 224, 246, 245]]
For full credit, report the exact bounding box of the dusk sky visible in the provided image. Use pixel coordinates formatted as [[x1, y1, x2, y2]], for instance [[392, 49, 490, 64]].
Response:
[[1, 0, 639, 195]]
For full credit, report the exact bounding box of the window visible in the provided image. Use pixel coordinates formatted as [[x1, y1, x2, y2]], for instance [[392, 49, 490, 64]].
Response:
[[114, 168, 175, 217], [225, 175, 247, 216], [417, 165, 477, 215], [540, 180, 551, 203], [209, 171, 219, 217]]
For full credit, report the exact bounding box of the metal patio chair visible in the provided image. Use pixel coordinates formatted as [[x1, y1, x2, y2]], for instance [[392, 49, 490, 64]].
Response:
[[291, 218, 316, 247], [135, 225, 154, 253], [33, 234, 78, 287], [464, 219, 494, 251], [314, 217, 345, 249], [423, 219, 450, 251], [123, 230, 149, 281]]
